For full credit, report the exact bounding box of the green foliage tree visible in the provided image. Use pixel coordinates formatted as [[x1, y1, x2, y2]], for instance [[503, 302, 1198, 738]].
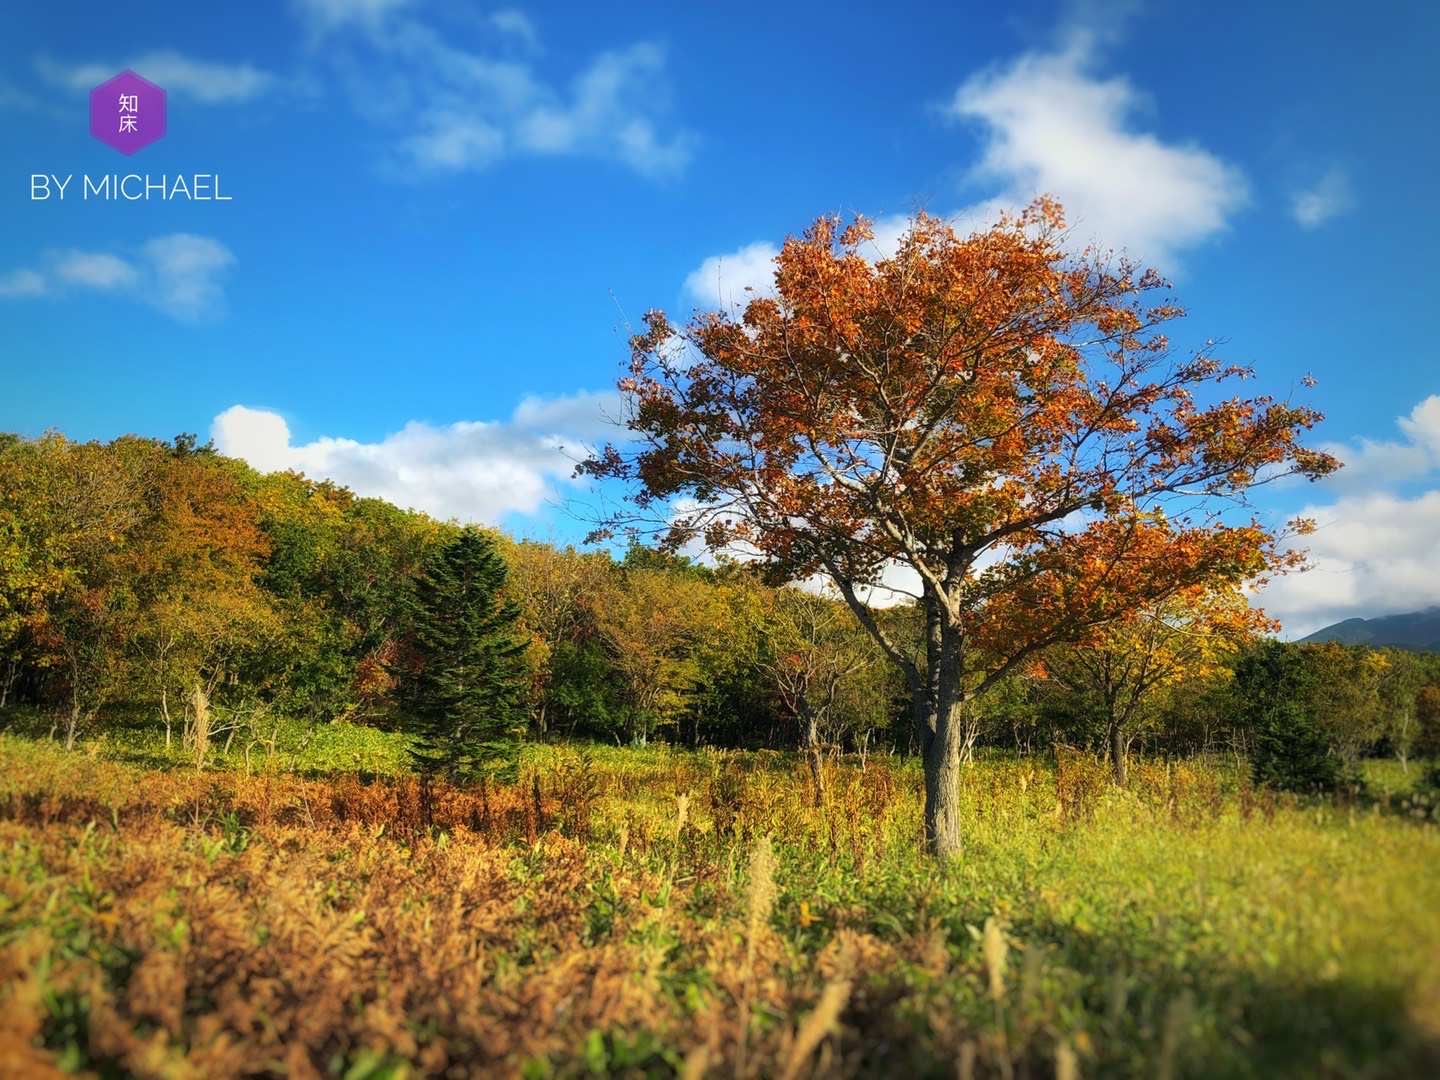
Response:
[[253, 474, 446, 723], [15, 420, 1430, 797], [400, 528, 529, 779], [1376, 648, 1427, 771], [502, 540, 615, 735], [1418, 684, 1440, 760], [1234, 640, 1339, 792], [2, 435, 151, 747], [687, 568, 773, 747], [761, 588, 881, 804], [546, 638, 626, 738], [1305, 642, 1391, 772], [591, 565, 736, 745]]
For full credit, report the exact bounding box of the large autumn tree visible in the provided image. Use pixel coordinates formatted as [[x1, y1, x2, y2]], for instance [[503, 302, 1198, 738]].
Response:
[[582, 200, 1338, 859]]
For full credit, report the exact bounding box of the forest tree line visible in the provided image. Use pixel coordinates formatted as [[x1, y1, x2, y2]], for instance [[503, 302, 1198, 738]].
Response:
[[2, 431, 1438, 793]]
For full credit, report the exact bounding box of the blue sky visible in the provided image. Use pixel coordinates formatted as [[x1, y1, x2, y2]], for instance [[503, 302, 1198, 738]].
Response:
[[2, 0, 1438, 634]]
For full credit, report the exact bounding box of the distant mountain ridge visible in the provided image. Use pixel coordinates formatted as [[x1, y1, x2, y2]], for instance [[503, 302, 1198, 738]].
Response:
[[1299, 608, 1440, 651]]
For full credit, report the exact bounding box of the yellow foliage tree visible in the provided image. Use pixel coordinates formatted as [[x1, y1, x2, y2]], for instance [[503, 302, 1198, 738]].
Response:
[[1042, 583, 1269, 784]]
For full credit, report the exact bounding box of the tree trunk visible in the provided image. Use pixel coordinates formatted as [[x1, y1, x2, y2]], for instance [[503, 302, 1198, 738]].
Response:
[[922, 624, 965, 861], [923, 737, 963, 859], [65, 702, 81, 751], [805, 713, 825, 808], [190, 683, 212, 769], [960, 719, 980, 765], [64, 660, 84, 750], [1109, 720, 1128, 786], [0, 658, 16, 709]]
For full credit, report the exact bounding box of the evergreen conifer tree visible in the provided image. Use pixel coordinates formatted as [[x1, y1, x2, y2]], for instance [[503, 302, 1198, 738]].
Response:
[[401, 528, 528, 779], [1234, 640, 1339, 793]]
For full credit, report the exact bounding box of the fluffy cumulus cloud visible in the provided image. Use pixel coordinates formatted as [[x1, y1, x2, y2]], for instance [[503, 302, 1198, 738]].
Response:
[[0, 235, 235, 322], [1314, 395, 1440, 492], [1257, 490, 1440, 639], [682, 242, 780, 308], [683, 28, 1246, 310], [296, 2, 693, 178], [211, 390, 620, 524], [37, 50, 277, 104], [1253, 394, 1440, 636], [945, 35, 1248, 272], [1291, 167, 1353, 229]]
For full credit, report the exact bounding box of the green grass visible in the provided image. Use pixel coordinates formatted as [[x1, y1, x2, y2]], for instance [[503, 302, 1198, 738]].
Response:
[[1, 703, 418, 776], [1361, 756, 1432, 796]]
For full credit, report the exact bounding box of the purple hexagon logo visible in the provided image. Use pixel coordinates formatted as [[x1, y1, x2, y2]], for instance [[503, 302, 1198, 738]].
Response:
[[89, 70, 166, 155]]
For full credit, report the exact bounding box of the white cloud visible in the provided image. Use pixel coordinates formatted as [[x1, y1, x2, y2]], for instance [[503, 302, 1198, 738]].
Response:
[[316, 12, 692, 178], [1316, 394, 1440, 491], [53, 252, 141, 290], [37, 50, 276, 104], [946, 36, 1248, 272], [490, 9, 540, 49], [400, 113, 505, 171], [0, 235, 235, 322], [212, 407, 296, 474], [1252, 393, 1440, 636], [1317, 438, 1432, 490], [683, 30, 1245, 311], [142, 235, 237, 321], [0, 269, 47, 298], [510, 390, 620, 435], [1257, 490, 1440, 638], [526, 44, 690, 175], [863, 213, 921, 262], [0, 79, 44, 111], [682, 242, 780, 308], [1397, 394, 1440, 458], [852, 562, 923, 607], [291, 0, 414, 32], [1291, 167, 1352, 229], [211, 391, 621, 523]]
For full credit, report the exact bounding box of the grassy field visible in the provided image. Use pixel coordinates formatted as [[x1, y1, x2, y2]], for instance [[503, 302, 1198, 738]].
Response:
[[1, 727, 1438, 1078]]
